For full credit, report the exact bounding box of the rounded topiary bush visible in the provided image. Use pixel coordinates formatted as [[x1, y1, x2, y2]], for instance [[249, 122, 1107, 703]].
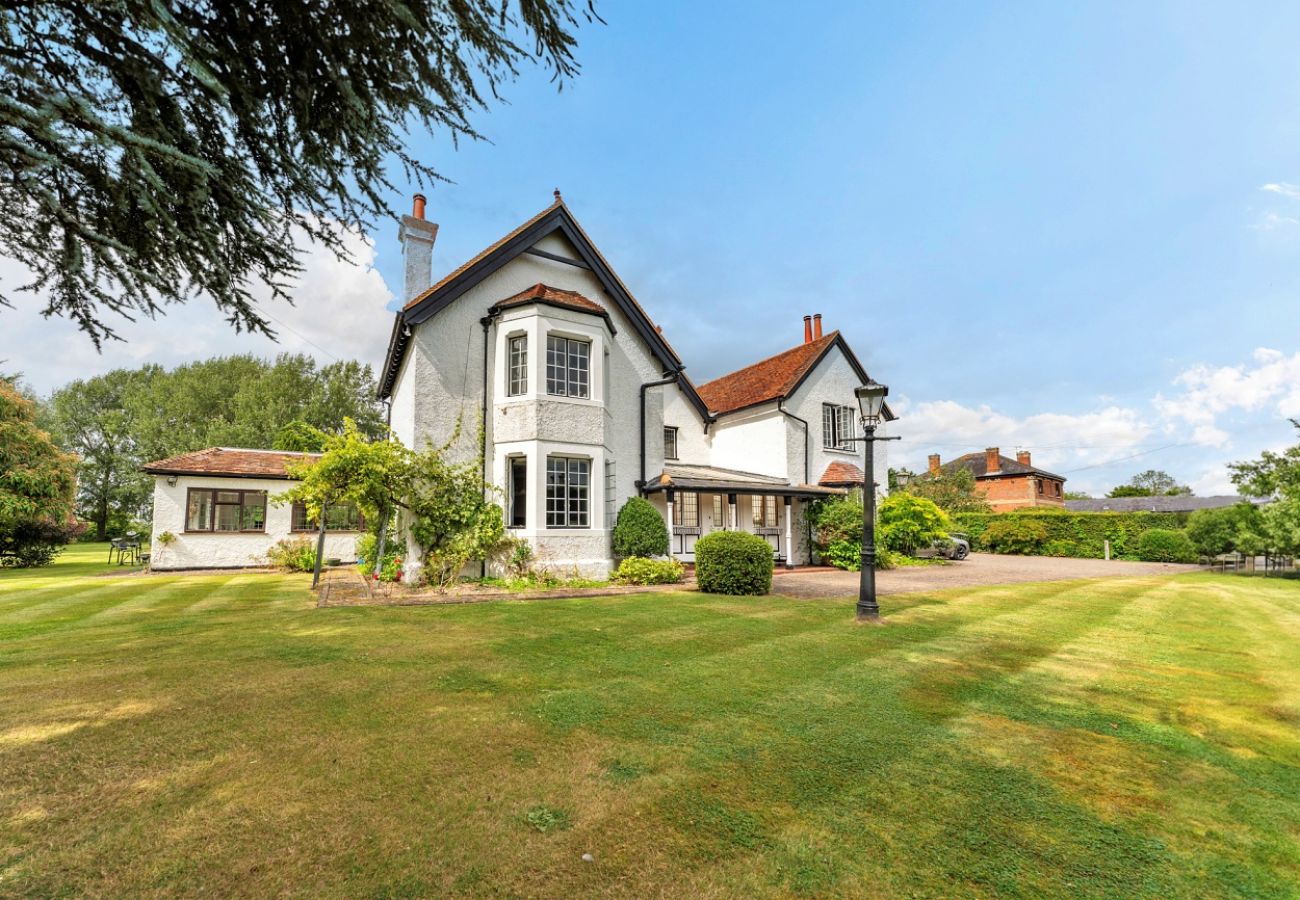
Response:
[[982, 517, 1049, 555], [611, 497, 669, 559], [694, 531, 774, 595], [1135, 528, 1197, 563]]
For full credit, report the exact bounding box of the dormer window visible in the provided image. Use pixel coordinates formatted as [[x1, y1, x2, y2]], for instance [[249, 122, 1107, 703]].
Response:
[[507, 335, 527, 396], [546, 335, 589, 398]]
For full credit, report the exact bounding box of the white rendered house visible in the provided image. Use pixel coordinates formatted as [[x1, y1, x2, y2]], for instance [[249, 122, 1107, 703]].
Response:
[[142, 448, 363, 570], [380, 194, 895, 580]]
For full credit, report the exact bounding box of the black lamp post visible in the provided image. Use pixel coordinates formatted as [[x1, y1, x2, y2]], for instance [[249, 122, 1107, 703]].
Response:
[[852, 380, 898, 622]]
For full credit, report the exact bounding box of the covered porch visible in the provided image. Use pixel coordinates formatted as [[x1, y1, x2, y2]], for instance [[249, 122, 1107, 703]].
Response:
[[642, 464, 845, 567]]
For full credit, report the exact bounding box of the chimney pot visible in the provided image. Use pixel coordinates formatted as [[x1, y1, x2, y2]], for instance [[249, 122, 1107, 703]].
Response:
[[813, 313, 823, 339], [803, 315, 812, 344], [412, 193, 426, 220], [1016, 449, 1031, 466], [928, 454, 941, 475], [985, 447, 1001, 473]]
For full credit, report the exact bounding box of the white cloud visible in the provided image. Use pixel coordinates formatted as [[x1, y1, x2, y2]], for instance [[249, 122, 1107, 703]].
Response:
[[891, 398, 1153, 479], [1249, 211, 1300, 230], [1260, 181, 1300, 199], [0, 226, 395, 394], [1153, 347, 1300, 437]]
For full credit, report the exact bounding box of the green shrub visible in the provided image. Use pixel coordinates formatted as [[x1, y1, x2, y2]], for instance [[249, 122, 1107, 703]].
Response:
[[982, 517, 1049, 555], [611, 497, 669, 559], [952, 510, 1192, 559], [1043, 539, 1081, 558], [265, 537, 317, 572], [877, 493, 950, 555], [1185, 504, 1265, 556], [612, 556, 685, 585], [1136, 529, 1197, 563], [694, 531, 774, 595], [822, 539, 862, 571], [809, 495, 862, 547], [356, 532, 398, 578]]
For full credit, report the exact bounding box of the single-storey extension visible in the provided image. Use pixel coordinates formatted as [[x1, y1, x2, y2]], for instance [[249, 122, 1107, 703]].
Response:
[[142, 448, 363, 570]]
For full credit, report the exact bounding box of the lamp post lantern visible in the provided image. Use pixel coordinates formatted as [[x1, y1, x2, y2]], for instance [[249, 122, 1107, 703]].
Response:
[[852, 380, 899, 623]]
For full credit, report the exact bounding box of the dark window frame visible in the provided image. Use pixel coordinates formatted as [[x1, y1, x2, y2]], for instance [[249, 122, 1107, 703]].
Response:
[[289, 501, 364, 533], [185, 488, 267, 533], [672, 491, 698, 527], [545, 334, 591, 399], [545, 456, 590, 528]]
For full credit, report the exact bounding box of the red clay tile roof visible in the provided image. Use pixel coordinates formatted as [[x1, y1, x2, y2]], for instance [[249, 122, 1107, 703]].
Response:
[[696, 333, 839, 415], [492, 283, 607, 317], [141, 448, 320, 479], [819, 460, 864, 486]]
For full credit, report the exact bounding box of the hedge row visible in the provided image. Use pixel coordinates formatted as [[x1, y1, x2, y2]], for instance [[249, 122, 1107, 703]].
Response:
[[950, 510, 1192, 560]]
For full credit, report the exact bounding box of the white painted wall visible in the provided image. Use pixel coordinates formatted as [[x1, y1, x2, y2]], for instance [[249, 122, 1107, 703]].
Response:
[[391, 229, 666, 580], [709, 405, 789, 478], [662, 383, 711, 465], [786, 345, 888, 496], [148, 475, 360, 570]]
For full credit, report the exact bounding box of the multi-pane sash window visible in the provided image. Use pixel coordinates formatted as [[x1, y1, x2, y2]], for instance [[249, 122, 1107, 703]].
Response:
[[507, 335, 528, 396], [752, 495, 779, 528], [663, 427, 678, 461], [546, 335, 590, 398], [508, 457, 527, 528], [545, 457, 590, 527], [291, 502, 363, 532], [712, 494, 724, 528], [823, 403, 858, 451], [186, 489, 266, 532], [672, 491, 699, 527]]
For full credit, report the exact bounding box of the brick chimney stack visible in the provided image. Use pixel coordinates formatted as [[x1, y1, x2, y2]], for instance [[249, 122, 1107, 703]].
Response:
[[399, 193, 438, 303], [803, 315, 812, 344], [928, 454, 941, 475], [813, 313, 823, 339], [985, 447, 1001, 473], [1016, 450, 1031, 466]]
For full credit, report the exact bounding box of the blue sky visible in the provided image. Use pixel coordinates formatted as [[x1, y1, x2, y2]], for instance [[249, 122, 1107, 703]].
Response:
[[8, 1, 1300, 495]]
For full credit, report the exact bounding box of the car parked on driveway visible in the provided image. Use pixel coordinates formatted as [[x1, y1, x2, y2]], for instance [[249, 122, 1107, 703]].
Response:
[[920, 532, 970, 560]]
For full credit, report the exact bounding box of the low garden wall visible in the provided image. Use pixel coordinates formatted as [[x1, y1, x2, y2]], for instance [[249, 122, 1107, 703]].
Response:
[[951, 510, 1192, 560]]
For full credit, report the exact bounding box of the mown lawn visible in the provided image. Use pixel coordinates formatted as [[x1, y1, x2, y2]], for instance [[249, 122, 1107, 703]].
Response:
[[1, 545, 1297, 897]]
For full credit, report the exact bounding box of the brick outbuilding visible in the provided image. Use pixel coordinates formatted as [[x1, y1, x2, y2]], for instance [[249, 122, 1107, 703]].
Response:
[[927, 447, 1066, 511]]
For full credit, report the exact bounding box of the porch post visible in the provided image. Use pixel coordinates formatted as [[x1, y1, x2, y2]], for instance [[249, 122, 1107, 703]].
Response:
[[665, 489, 675, 555], [728, 492, 738, 531], [783, 496, 793, 569]]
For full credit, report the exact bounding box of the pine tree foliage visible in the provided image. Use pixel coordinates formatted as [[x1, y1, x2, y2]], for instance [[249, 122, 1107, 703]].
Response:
[[0, 0, 597, 345]]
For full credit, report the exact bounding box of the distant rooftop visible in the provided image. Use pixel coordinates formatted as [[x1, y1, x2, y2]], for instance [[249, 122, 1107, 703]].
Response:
[[1064, 495, 1271, 513]]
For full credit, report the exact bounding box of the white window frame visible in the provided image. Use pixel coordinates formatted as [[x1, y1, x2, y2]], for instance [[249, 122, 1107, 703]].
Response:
[[507, 334, 528, 397], [823, 403, 858, 451], [546, 335, 590, 399], [664, 426, 678, 461], [545, 456, 590, 528]]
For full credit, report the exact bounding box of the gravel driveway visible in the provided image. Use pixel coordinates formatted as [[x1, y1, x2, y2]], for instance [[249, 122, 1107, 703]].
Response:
[[770, 553, 1202, 599]]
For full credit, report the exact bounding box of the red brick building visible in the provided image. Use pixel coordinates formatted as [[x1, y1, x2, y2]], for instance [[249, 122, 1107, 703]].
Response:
[[928, 447, 1066, 511]]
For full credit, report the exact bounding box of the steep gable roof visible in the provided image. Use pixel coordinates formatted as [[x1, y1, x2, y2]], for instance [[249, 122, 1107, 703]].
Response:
[[379, 200, 708, 421], [940, 453, 1065, 482], [141, 448, 319, 479], [696, 331, 895, 419]]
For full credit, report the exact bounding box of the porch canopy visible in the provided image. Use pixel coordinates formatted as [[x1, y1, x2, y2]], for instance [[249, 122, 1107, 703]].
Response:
[[643, 464, 846, 500]]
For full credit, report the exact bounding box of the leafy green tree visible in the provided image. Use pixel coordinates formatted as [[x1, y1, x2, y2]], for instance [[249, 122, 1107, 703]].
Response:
[[0, 381, 79, 566], [903, 467, 991, 514], [877, 493, 950, 555], [1063, 491, 1092, 500], [1185, 504, 1265, 556], [48, 367, 160, 540], [1107, 470, 1191, 498], [47, 354, 383, 536], [1229, 421, 1300, 556], [1, 0, 595, 345]]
